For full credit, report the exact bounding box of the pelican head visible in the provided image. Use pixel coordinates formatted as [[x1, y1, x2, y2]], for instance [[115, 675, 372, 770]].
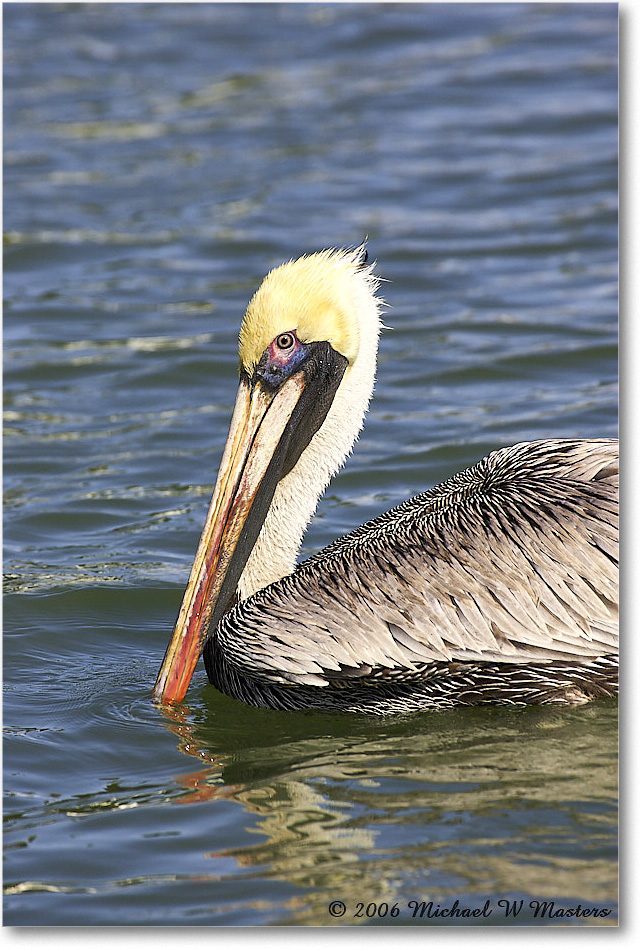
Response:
[[153, 247, 382, 703]]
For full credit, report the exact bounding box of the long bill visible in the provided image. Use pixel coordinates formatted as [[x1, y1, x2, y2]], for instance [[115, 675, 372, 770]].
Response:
[[152, 371, 307, 704]]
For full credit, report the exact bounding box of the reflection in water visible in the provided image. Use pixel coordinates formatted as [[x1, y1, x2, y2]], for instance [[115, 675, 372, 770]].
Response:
[[159, 698, 617, 925]]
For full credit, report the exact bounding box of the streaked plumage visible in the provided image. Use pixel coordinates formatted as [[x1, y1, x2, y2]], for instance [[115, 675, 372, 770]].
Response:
[[154, 248, 618, 714]]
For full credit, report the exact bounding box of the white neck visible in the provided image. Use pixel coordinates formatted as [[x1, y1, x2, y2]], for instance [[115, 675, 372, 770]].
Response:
[[237, 270, 382, 601]]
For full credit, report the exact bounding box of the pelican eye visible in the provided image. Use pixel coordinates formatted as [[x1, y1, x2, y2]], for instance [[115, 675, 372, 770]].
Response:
[[257, 330, 306, 388], [276, 332, 295, 350]]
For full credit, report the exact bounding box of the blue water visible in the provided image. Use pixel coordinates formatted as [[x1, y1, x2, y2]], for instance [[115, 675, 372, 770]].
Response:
[[4, 2, 617, 926]]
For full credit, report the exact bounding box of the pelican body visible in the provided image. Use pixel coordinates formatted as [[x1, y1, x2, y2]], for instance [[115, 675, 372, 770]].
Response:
[[153, 248, 618, 714]]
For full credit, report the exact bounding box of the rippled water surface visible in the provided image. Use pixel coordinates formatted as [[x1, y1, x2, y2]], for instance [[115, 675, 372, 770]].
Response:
[[4, 2, 617, 927]]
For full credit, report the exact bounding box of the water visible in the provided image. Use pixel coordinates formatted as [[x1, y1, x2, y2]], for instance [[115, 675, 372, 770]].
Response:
[[3, 2, 617, 927]]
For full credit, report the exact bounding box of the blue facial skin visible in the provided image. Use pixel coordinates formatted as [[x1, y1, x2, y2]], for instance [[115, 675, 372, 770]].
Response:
[[258, 332, 310, 390]]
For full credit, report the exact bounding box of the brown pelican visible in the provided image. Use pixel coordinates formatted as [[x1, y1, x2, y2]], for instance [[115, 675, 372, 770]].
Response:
[[153, 247, 618, 713]]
